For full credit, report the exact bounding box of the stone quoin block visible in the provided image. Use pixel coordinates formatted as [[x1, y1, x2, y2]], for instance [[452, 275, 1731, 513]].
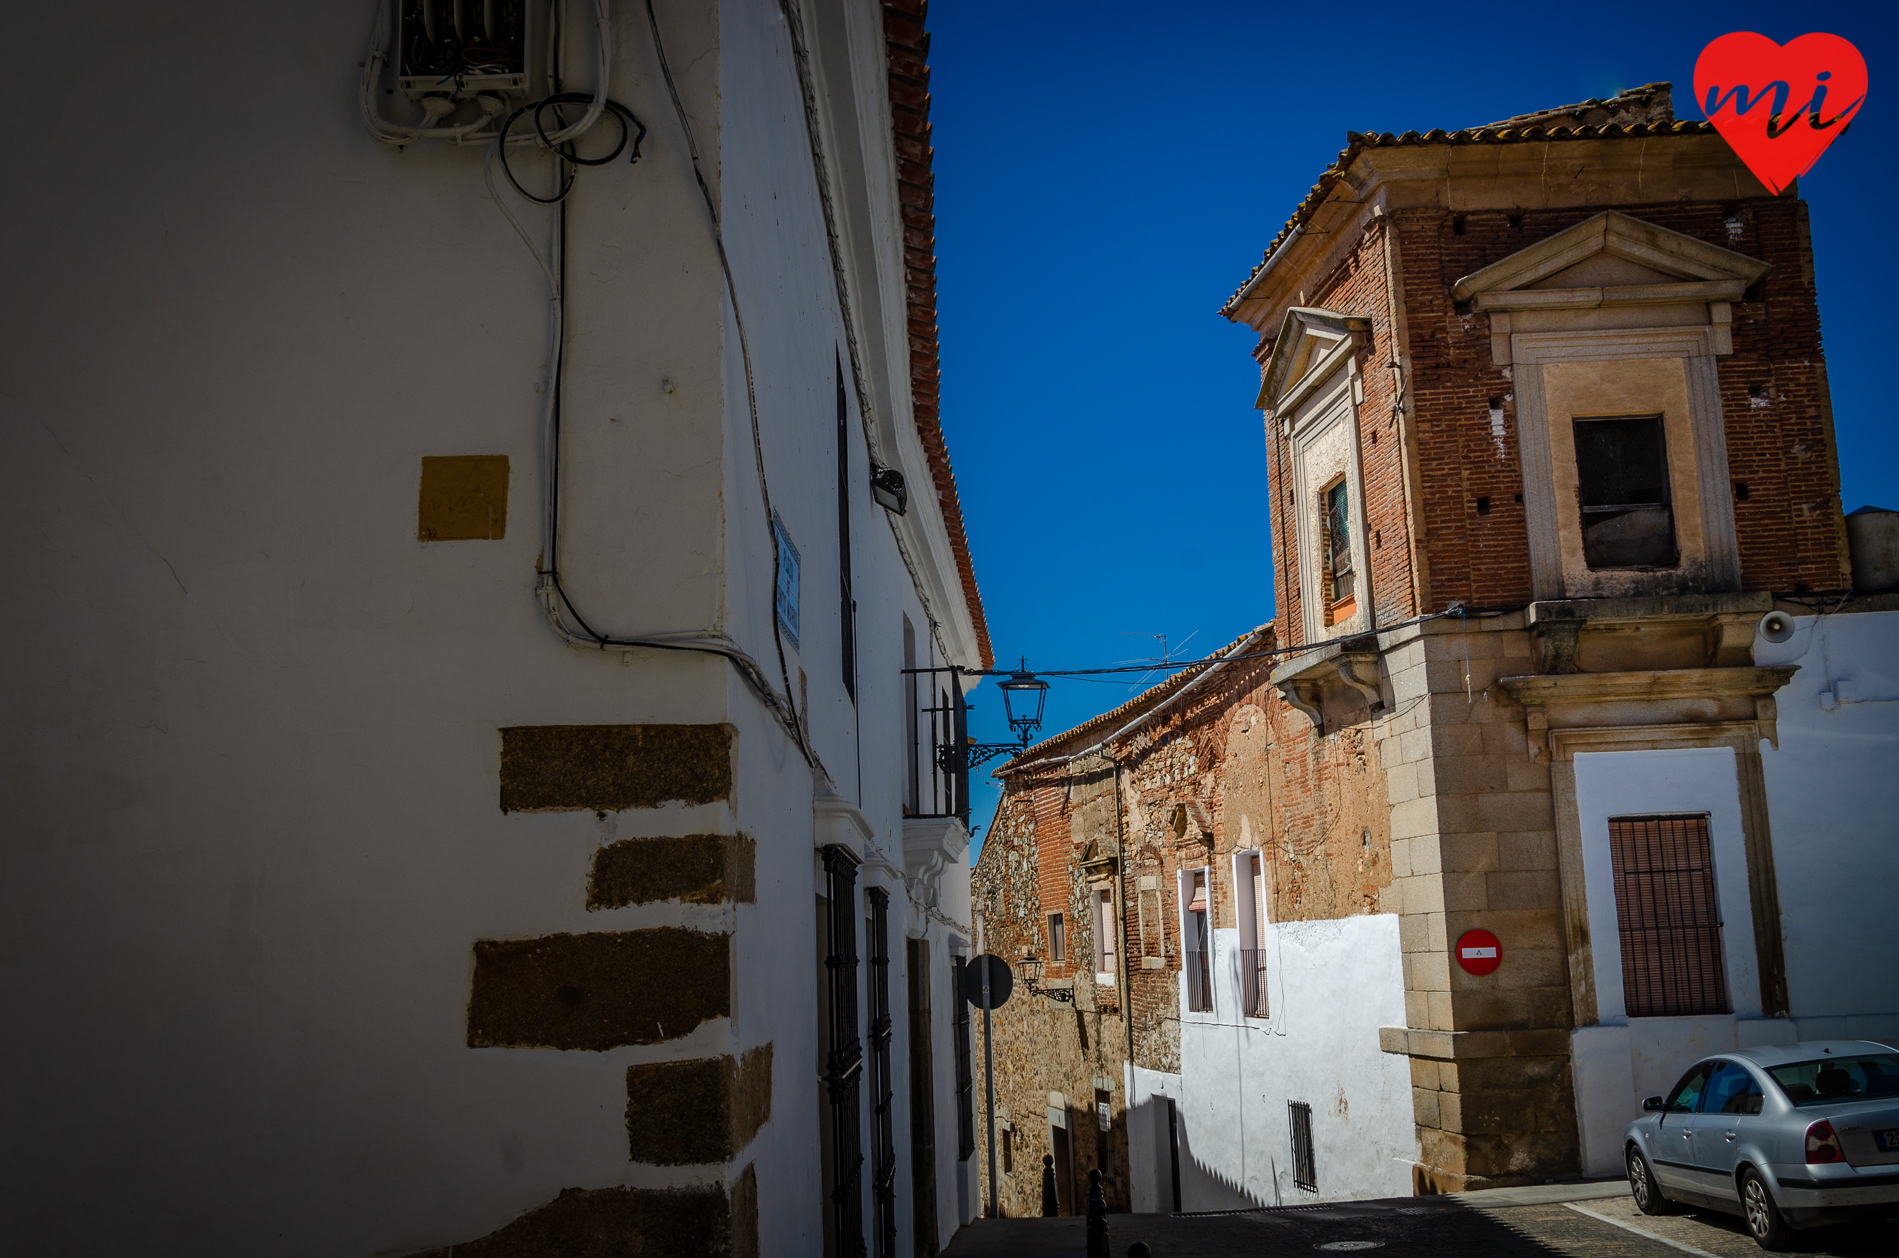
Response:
[[588, 835, 757, 909], [625, 1043, 774, 1165], [499, 724, 734, 813], [467, 929, 730, 1051], [412, 1165, 757, 1258]]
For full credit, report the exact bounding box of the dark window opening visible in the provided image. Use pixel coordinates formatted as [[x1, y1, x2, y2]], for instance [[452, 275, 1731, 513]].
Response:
[[836, 358, 856, 701], [1507, 213, 1523, 230], [1514, 493, 1523, 503], [1610, 814, 1730, 1018], [1289, 1100, 1317, 1191], [1322, 479, 1355, 623], [1734, 481, 1751, 502], [1095, 1089, 1113, 1180], [1476, 496, 1492, 516], [1185, 872, 1211, 1013], [1048, 913, 1065, 965], [1574, 414, 1678, 569], [1452, 215, 1467, 236]]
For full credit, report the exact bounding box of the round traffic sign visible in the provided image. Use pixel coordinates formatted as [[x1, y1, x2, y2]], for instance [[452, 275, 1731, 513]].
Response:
[[960, 953, 1014, 1009], [1455, 929, 1502, 976]]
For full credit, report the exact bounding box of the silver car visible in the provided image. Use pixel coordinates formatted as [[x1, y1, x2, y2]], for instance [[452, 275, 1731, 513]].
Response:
[[1623, 1040, 1899, 1249]]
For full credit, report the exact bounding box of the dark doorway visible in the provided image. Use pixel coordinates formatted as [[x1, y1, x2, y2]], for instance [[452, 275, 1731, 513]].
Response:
[[906, 938, 939, 1256], [1051, 1123, 1075, 1216]]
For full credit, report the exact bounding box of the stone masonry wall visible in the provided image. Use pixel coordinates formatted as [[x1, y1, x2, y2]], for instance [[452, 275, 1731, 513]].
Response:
[[974, 630, 1412, 1207], [1375, 616, 1576, 1190]]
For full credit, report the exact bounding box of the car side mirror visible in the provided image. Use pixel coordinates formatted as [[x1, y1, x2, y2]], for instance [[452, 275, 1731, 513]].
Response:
[[1642, 1096, 1665, 1112]]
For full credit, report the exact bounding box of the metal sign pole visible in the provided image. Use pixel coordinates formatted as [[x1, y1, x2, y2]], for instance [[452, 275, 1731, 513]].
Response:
[[982, 961, 998, 1220]]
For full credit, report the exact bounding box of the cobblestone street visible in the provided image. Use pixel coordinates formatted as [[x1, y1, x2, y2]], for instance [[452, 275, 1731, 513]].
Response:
[[941, 1181, 1897, 1257]]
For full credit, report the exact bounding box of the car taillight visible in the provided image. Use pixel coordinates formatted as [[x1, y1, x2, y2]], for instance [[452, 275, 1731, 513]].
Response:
[[1805, 1120, 1844, 1164]]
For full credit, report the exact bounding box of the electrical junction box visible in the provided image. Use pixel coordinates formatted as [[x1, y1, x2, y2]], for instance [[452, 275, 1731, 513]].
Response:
[[396, 0, 534, 101]]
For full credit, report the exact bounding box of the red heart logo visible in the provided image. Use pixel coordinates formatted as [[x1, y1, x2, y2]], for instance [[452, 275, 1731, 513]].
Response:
[[1694, 32, 1866, 195]]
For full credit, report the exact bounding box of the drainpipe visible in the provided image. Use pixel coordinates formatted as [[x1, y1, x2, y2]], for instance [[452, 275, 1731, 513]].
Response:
[[1111, 757, 1136, 1076]]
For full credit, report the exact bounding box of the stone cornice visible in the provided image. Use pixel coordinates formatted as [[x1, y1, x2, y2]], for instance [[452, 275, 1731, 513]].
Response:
[[1497, 665, 1798, 763]]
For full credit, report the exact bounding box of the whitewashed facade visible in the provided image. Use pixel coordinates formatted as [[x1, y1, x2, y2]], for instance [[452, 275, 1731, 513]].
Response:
[[1569, 606, 1899, 1176], [2, 1, 985, 1254]]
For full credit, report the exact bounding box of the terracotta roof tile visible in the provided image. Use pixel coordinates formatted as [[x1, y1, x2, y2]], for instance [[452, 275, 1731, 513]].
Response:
[[885, 1, 993, 669], [1218, 83, 1714, 315]]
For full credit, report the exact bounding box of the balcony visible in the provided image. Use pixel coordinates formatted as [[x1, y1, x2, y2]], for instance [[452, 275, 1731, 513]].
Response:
[[1184, 949, 1212, 1013], [1239, 948, 1269, 1018], [902, 665, 969, 825]]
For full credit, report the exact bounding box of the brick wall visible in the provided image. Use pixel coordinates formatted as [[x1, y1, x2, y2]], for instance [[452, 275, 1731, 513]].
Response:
[[1265, 192, 1851, 639], [973, 626, 1407, 1204]]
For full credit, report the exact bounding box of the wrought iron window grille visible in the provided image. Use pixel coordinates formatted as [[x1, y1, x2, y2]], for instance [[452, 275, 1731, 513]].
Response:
[[821, 846, 866, 1258]]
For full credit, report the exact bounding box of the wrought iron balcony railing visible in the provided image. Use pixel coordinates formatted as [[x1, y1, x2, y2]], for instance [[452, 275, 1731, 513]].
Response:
[[1239, 948, 1269, 1018]]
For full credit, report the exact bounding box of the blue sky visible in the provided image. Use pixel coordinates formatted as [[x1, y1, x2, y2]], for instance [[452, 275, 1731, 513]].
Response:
[[925, 5, 1895, 850]]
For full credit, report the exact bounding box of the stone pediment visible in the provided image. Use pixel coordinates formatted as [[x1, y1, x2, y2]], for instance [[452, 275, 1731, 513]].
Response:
[[1255, 307, 1372, 413], [1451, 210, 1770, 310]]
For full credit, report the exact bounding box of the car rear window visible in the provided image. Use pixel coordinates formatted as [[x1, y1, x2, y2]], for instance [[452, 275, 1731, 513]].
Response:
[[1765, 1054, 1899, 1107]]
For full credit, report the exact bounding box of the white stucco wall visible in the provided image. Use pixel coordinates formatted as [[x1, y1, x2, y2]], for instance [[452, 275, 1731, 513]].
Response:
[[1567, 609, 1899, 1175], [1573, 747, 1763, 1025], [1755, 607, 1899, 1034], [0, 1, 978, 1254], [1163, 914, 1413, 1209]]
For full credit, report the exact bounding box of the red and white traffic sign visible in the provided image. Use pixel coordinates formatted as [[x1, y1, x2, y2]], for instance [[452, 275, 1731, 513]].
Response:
[[1456, 928, 1502, 976]]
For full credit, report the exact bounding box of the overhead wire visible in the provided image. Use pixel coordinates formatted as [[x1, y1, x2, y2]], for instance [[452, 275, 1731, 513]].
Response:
[[427, 0, 817, 765]]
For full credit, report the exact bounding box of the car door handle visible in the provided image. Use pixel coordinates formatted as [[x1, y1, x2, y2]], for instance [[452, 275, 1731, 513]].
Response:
[[1725, 1131, 1737, 1141]]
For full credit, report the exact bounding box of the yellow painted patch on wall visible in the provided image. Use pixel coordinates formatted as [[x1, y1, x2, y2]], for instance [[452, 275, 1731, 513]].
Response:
[[418, 455, 509, 540]]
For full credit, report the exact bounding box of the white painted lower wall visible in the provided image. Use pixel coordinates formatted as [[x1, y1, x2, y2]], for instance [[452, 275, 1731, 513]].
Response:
[[1756, 608, 1899, 1035], [1131, 914, 1414, 1209], [1568, 609, 1899, 1176]]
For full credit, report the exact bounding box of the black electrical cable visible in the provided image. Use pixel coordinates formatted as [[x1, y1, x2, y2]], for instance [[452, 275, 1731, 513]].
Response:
[[518, 1, 816, 768], [535, 92, 645, 165], [949, 605, 1525, 683], [496, 93, 645, 206]]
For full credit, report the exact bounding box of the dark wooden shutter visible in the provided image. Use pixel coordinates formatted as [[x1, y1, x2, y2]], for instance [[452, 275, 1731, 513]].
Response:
[[950, 957, 975, 1162], [1610, 815, 1730, 1017], [906, 939, 939, 1256], [868, 890, 896, 1258]]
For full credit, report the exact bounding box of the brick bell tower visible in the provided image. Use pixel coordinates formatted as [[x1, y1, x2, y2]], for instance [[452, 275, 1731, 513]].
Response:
[[1222, 83, 1848, 1190]]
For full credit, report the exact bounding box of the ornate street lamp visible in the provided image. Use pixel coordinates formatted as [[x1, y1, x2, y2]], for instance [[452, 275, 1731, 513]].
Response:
[[997, 660, 1050, 747], [936, 657, 1049, 775], [1016, 952, 1075, 1003]]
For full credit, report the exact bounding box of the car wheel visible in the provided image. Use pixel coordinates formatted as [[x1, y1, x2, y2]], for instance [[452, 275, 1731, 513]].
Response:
[[1627, 1146, 1671, 1216], [1740, 1168, 1790, 1251]]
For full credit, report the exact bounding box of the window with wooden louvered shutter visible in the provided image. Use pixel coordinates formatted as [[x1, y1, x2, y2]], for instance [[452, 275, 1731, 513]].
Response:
[[1609, 814, 1730, 1018]]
